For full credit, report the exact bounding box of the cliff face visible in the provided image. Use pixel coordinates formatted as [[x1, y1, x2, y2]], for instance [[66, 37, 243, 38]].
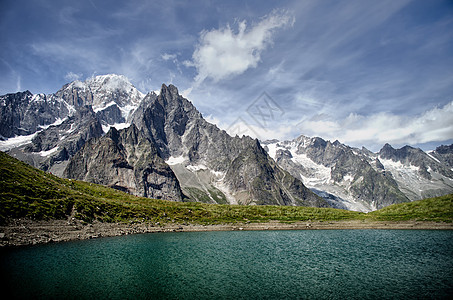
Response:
[[63, 125, 183, 201], [262, 136, 409, 211], [263, 136, 453, 211], [131, 84, 326, 206]]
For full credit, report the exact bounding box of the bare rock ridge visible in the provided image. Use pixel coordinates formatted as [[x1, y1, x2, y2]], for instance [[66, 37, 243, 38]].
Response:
[[63, 124, 183, 201]]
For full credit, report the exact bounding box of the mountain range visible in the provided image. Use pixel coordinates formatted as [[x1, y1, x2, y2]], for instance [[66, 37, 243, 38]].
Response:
[[1, 74, 452, 211]]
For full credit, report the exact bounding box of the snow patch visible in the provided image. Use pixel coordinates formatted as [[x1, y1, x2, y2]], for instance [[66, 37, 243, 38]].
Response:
[[343, 174, 354, 182], [187, 164, 207, 172], [165, 155, 187, 165], [210, 170, 224, 177], [119, 104, 139, 119], [112, 123, 130, 130], [265, 142, 285, 160], [426, 152, 441, 164], [39, 146, 59, 157], [291, 151, 331, 186], [102, 123, 131, 133], [39, 117, 66, 130], [93, 101, 117, 113], [379, 157, 420, 172], [102, 124, 111, 133], [66, 123, 77, 134], [0, 133, 37, 151]]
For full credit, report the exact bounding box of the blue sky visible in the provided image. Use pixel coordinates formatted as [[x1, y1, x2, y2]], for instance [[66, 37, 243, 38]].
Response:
[[1, 0, 452, 151]]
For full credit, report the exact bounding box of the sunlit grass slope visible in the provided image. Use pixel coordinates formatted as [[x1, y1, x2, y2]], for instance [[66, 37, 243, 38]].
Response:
[[1, 151, 452, 224]]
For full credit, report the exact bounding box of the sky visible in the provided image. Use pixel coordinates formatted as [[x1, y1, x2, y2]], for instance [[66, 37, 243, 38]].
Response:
[[1, 0, 453, 152]]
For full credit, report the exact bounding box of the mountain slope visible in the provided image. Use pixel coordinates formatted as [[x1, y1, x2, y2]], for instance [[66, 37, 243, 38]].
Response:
[[377, 143, 453, 200], [63, 125, 183, 201], [262, 136, 409, 211], [131, 84, 326, 206], [0, 75, 145, 176], [263, 136, 453, 212], [2, 150, 450, 229]]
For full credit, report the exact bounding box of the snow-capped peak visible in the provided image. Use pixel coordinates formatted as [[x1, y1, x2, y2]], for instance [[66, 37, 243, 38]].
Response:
[[85, 74, 143, 97]]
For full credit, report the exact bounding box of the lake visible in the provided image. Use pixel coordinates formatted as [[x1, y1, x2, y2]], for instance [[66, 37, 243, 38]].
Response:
[[1, 230, 452, 299]]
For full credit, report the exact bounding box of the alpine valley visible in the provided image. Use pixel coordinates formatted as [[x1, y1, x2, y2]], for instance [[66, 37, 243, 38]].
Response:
[[1, 74, 452, 212]]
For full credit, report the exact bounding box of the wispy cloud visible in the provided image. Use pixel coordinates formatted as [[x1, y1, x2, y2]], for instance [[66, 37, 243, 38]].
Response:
[[185, 10, 295, 86], [64, 72, 82, 82], [161, 53, 177, 61]]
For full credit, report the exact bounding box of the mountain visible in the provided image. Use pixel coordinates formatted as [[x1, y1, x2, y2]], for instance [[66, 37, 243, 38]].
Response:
[[0, 75, 143, 141], [0, 90, 70, 139], [263, 136, 453, 211], [1, 75, 144, 175], [377, 143, 453, 200], [63, 125, 183, 201], [2, 74, 451, 210], [430, 144, 453, 169], [131, 84, 326, 206], [0, 75, 326, 207]]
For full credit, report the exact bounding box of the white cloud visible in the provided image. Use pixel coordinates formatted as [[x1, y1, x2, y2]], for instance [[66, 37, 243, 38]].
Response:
[[297, 101, 453, 150], [64, 72, 82, 82], [16, 75, 21, 92], [161, 53, 177, 61], [186, 10, 295, 85]]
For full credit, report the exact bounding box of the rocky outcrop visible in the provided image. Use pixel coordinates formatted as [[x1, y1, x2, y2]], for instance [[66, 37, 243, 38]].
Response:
[[263, 136, 453, 211], [63, 125, 183, 201], [431, 144, 453, 169], [0, 91, 69, 138], [376, 143, 453, 200], [263, 136, 409, 211], [132, 84, 326, 206]]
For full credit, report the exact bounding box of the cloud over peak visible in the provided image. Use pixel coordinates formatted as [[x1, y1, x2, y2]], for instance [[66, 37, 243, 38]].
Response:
[[185, 10, 295, 85]]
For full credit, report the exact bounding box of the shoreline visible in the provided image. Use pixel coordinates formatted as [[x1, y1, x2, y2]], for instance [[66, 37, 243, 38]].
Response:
[[1, 219, 452, 247]]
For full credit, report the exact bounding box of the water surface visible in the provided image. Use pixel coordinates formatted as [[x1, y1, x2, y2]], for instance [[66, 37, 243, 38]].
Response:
[[1, 230, 452, 299]]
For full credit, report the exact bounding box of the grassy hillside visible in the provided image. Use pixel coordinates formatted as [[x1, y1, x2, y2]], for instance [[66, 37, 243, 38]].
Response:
[[1, 151, 452, 225], [368, 193, 453, 222]]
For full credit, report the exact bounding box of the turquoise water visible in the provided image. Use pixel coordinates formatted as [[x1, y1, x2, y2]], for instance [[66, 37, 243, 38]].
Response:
[[1, 230, 452, 299]]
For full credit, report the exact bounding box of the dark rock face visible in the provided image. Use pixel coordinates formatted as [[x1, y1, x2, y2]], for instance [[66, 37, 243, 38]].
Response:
[[96, 104, 125, 125], [263, 136, 409, 211], [21, 106, 104, 172], [379, 144, 453, 179], [224, 139, 326, 207], [131, 84, 326, 206], [0, 91, 69, 138], [264, 136, 453, 211], [63, 125, 183, 201], [432, 144, 453, 169]]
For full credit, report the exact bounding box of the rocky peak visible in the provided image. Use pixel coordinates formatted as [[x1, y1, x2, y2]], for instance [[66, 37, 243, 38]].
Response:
[[63, 125, 183, 201], [55, 74, 144, 115]]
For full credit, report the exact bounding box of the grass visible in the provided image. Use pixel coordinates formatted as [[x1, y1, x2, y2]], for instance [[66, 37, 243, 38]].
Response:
[[368, 193, 453, 222], [1, 151, 452, 225]]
